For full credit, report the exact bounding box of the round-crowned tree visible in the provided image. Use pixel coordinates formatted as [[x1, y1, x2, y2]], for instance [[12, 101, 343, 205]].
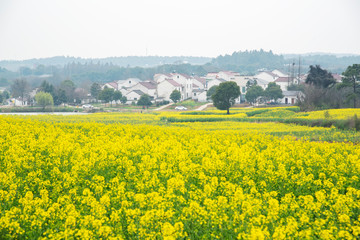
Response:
[[137, 94, 152, 108], [211, 81, 240, 114], [170, 90, 181, 103]]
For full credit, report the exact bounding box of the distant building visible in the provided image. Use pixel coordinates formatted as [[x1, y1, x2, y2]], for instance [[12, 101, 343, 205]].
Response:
[[157, 79, 182, 101], [275, 77, 299, 91], [102, 82, 118, 90], [126, 90, 146, 103], [128, 81, 157, 98], [279, 91, 302, 105]]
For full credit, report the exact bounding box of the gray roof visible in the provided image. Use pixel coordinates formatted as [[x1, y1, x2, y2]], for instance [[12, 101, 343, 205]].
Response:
[[131, 90, 145, 96]]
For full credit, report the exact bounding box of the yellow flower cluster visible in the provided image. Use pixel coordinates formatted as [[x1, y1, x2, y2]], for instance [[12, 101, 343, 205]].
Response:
[[294, 108, 360, 120], [0, 112, 359, 239]]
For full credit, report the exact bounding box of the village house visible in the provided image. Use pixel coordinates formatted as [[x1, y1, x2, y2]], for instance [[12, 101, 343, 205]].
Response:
[[279, 91, 302, 105], [272, 69, 288, 77], [192, 77, 206, 89], [102, 82, 118, 90], [274, 77, 299, 91], [128, 81, 157, 99], [192, 89, 207, 102], [117, 78, 141, 89], [154, 73, 173, 84], [126, 90, 146, 103], [217, 71, 241, 81], [255, 71, 279, 82], [157, 79, 182, 101], [206, 78, 226, 90]]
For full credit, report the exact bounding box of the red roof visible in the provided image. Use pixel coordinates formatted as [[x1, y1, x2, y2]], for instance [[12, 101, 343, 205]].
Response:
[[332, 74, 342, 82], [140, 81, 157, 89], [106, 82, 118, 89], [166, 79, 181, 87], [194, 77, 206, 85], [275, 77, 291, 83]]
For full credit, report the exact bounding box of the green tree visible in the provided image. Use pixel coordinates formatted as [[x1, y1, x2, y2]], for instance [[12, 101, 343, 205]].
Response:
[[53, 88, 67, 106], [120, 96, 127, 104], [211, 81, 240, 114], [60, 79, 76, 104], [246, 79, 257, 88], [35, 91, 54, 110], [305, 65, 336, 88], [39, 80, 54, 94], [206, 86, 218, 99], [99, 87, 115, 106], [113, 91, 122, 105], [90, 83, 101, 100], [245, 85, 264, 104], [170, 90, 181, 103], [0, 93, 3, 104], [137, 94, 152, 108], [264, 82, 284, 102], [337, 64, 360, 108], [2, 90, 10, 100]]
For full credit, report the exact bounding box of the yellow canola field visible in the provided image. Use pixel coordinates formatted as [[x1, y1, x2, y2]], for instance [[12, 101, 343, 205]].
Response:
[[294, 108, 360, 120], [0, 115, 360, 239]]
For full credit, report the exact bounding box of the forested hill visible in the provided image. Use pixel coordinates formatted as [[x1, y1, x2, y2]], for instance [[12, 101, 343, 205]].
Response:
[[284, 54, 360, 74], [211, 50, 360, 75], [211, 50, 285, 74], [0, 56, 212, 71]]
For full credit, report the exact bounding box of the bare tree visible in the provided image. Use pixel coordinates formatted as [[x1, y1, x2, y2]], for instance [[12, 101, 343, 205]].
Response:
[[11, 78, 29, 105]]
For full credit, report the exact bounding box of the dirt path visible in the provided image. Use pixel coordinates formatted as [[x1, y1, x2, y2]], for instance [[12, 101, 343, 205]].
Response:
[[154, 102, 174, 111], [195, 103, 212, 111]]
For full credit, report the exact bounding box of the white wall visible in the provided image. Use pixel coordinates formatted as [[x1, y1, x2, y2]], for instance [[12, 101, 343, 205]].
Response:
[[255, 72, 278, 82], [157, 81, 181, 101]]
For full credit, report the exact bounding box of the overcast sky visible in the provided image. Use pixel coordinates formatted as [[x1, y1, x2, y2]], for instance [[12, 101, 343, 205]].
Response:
[[0, 0, 359, 60]]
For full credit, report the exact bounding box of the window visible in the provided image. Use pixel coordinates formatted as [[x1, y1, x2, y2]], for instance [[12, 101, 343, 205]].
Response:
[[129, 81, 131, 84], [134, 98, 137, 100], [194, 93, 197, 96], [242, 87, 246, 93]]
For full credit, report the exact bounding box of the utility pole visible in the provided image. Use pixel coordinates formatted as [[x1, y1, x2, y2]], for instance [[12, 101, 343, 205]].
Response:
[[298, 56, 301, 82]]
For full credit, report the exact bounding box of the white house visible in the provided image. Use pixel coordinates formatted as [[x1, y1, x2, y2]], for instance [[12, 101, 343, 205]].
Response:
[[217, 71, 241, 81], [157, 79, 182, 101], [102, 82, 118, 90], [279, 91, 302, 105], [272, 69, 288, 77], [255, 71, 279, 82], [205, 72, 219, 80], [192, 89, 207, 102], [230, 76, 256, 102], [206, 78, 226, 90], [9, 97, 28, 106], [274, 77, 300, 91], [128, 81, 157, 98], [117, 78, 141, 89], [192, 77, 206, 89], [126, 90, 145, 103], [154, 73, 173, 84]]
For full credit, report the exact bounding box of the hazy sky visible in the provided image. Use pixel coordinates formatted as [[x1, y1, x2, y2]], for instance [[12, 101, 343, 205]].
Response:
[[0, 0, 359, 60]]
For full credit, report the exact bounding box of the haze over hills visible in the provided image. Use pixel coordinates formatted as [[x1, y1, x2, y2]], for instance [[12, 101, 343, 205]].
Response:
[[0, 50, 360, 88], [0, 56, 212, 72]]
